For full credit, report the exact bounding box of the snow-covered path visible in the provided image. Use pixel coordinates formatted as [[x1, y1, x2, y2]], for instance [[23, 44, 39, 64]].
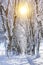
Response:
[[0, 32, 43, 65], [0, 41, 43, 65], [0, 55, 35, 65], [0, 51, 43, 65]]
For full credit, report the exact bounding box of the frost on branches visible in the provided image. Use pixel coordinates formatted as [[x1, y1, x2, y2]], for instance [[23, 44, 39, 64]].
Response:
[[0, 0, 43, 57]]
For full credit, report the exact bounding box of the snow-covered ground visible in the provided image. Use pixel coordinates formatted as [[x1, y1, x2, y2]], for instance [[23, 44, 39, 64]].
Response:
[[0, 41, 43, 65], [0, 55, 35, 65]]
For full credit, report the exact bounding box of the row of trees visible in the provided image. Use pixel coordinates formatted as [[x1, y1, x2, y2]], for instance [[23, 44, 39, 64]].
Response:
[[0, 0, 43, 56]]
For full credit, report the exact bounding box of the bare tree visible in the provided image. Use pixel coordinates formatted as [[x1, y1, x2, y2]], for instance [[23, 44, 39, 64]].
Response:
[[34, 0, 42, 57], [5, 0, 13, 56]]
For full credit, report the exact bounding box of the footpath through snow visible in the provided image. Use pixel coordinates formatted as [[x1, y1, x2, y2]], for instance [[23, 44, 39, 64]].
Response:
[[0, 55, 36, 65], [0, 41, 43, 65]]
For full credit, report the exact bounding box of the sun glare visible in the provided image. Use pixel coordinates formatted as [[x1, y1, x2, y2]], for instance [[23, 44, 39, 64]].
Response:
[[19, 5, 28, 17], [16, 2, 34, 19]]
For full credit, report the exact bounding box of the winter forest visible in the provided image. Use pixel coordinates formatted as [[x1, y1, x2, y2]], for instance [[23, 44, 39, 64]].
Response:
[[0, 0, 43, 65]]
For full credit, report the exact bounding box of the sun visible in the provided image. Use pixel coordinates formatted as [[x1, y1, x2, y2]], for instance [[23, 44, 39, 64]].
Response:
[[16, 2, 28, 18], [18, 4, 28, 17], [16, 2, 34, 19]]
